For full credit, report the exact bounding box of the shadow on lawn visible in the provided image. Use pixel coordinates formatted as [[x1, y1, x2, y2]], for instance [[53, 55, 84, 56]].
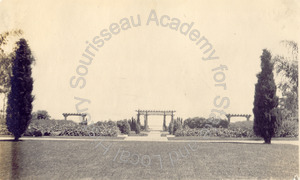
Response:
[[0, 139, 24, 142], [209, 141, 277, 145], [0, 140, 21, 179]]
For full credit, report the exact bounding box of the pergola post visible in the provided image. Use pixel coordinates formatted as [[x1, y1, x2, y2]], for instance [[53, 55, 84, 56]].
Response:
[[246, 116, 250, 121], [135, 110, 176, 131], [63, 114, 68, 120], [82, 114, 87, 124], [226, 114, 231, 123]]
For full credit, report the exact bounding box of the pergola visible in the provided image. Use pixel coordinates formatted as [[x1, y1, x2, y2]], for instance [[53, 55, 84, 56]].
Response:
[[62, 113, 87, 125], [136, 110, 176, 131], [225, 114, 251, 123]]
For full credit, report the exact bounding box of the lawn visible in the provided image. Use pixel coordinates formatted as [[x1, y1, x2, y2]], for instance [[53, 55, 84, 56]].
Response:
[[167, 136, 299, 141], [0, 139, 298, 179]]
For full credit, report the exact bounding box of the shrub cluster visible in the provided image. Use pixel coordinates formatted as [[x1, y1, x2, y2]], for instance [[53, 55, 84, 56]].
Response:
[[127, 118, 140, 134], [24, 119, 119, 137], [169, 117, 229, 135], [117, 120, 131, 134], [60, 124, 119, 137], [169, 119, 183, 135], [175, 121, 255, 137], [175, 120, 299, 138], [0, 123, 12, 135], [24, 119, 77, 136], [184, 117, 229, 129], [24, 128, 43, 136], [277, 120, 298, 137], [175, 127, 255, 138]]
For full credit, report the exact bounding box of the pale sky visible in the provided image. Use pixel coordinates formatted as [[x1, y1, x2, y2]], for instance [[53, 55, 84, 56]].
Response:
[[0, 0, 299, 125]]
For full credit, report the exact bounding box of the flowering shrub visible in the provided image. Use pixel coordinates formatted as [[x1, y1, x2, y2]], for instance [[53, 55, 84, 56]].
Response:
[[175, 127, 255, 138], [60, 124, 119, 137], [277, 120, 298, 137], [176, 121, 255, 137], [24, 119, 120, 137], [0, 123, 12, 135], [229, 121, 253, 131], [184, 117, 229, 129]]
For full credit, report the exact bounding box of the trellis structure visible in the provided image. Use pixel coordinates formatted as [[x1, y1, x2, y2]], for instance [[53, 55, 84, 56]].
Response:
[[136, 110, 176, 131], [62, 113, 87, 125], [225, 114, 251, 123]]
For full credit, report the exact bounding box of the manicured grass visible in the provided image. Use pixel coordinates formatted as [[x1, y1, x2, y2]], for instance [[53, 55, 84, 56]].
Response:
[[0, 139, 298, 179], [28, 135, 126, 140], [168, 136, 299, 141]]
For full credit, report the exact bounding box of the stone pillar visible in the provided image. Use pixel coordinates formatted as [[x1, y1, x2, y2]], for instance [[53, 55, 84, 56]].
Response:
[[63, 114, 68, 120]]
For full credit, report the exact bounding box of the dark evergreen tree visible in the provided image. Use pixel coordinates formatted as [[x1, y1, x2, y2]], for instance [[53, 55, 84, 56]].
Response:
[[168, 121, 174, 135], [173, 119, 182, 134], [117, 120, 131, 134], [137, 117, 141, 126], [253, 49, 280, 144], [130, 117, 137, 131], [163, 117, 167, 131], [6, 38, 34, 141], [135, 120, 140, 134]]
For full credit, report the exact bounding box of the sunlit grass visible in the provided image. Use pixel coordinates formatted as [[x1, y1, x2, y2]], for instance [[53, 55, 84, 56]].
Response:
[[0, 140, 298, 179]]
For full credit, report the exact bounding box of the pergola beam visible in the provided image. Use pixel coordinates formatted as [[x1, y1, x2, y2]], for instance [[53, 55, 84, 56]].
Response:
[[62, 113, 87, 124], [225, 114, 251, 123]]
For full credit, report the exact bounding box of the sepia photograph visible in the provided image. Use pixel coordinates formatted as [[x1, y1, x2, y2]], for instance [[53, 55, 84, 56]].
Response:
[[0, 0, 299, 179]]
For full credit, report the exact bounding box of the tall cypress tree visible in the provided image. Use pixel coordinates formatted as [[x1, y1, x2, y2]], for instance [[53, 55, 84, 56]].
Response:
[[253, 49, 280, 144], [6, 38, 34, 141]]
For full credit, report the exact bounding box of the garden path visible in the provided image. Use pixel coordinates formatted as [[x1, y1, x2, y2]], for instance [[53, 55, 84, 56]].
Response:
[[124, 130, 168, 142]]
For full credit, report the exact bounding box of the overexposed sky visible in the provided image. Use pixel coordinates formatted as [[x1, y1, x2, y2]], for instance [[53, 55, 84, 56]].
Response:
[[0, 0, 299, 124]]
